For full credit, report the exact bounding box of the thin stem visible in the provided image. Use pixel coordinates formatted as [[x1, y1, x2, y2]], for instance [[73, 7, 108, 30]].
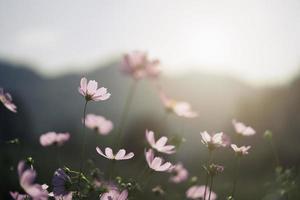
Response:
[[56, 146, 61, 167], [231, 156, 241, 198], [208, 176, 214, 200], [115, 80, 137, 147], [76, 100, 88, 198], [270, 137, 280, 167], [204, 150, 213, 200]]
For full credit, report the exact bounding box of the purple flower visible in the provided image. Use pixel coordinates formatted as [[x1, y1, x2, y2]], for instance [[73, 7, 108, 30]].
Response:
[[121, 51, 160, 80], [168, 163, 189, 183], [85, 114, 113, 135], [78, 77, 111, 101], [145, 149, 172, 172], [14, 160, 48, 200], [145, 130, 175, 154], [186, 185, 217, 200], [39, 132, 70, 147], [96, 147, 134, 160], [52, 168, 72, 199], [0, 88, 17, 113]]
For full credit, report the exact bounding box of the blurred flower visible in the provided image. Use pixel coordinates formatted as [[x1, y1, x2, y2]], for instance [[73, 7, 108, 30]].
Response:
[[10, 191, 27, 200], [85, 114, 113, 135], [145, 130, 175, 154], [231, 144, 251, 156], [16, 160, 48, 200], [200, 131, 226, 151], [152, 185, 165, 196], [121, 51, 160, 80], [145, 149, 172, 172], [100, 188, 128, 200], [78, 77, 111, 101], [39, 132, 70, 147], [52, 168, 72, 199], [168, 163, 189, 183], [0, 88, 17, 113], [96, 147, 134, 160], [186, 185, 217, 200], [205, 164, 224, 177], [159, 90, 197, 118], [232, 119, 256, 136]]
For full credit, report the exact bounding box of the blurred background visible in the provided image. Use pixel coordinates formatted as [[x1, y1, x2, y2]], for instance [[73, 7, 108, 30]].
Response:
[[1, 0, 300, 199]]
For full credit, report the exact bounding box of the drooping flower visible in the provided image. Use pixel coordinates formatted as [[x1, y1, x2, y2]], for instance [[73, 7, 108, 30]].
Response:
[[39, 132, 70, 147], [205, 164, 224, 177], [100, 188, 128, 200], [186, 185, 217, 200], [159, 90, 197, 118], [78, 77, 111, 101], [52, 168, 72, 200], [231, 144, 251, 156], [0, 88, 17, 113], [200, 131, 226, 151], [121, 51, 160, 80], [145, 149, 172, 172], [85, 114, 113, 135], [145, 130, 175, 154], [232, 119, 256, 136], [96, 147, 134, 160], [16, 160, 49, 200], [168, 163, 189, 183]]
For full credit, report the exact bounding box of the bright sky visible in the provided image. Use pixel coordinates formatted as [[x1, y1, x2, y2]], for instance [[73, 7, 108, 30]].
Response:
[[0, 0, 300, 85]]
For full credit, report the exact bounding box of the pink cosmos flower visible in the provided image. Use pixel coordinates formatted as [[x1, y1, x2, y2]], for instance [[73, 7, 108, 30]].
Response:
[[145, 130, 175, 154], [145, 149, 172, 172], [14, 160, 49, 200], [121, 51, 160, 80], [168, 163, 189, 183], [200, 131, 226, 151], [78, 77, 111, 101], [96, 147, 134, 160], [159, 90, 197, 118], [85, 114, 113, 135], [121, 51, 160, 79], [231, 144, 251, 156], [0, 88, 17, 113], [186, 185, 217, 200], [39, 132, 70, 147], [100, 189, 128, 200], [232, 119, 256, 136]]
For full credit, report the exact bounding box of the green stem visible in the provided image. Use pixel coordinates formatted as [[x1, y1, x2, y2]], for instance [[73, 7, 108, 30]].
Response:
[[270, 137, 280, 167], [204, 150, 213, 200], [231, 156, 241, 198], [208, 176, 214, 200], [56, 146, 61, 167], [115, 80, 137, 147], [76, 100, 88, 198]]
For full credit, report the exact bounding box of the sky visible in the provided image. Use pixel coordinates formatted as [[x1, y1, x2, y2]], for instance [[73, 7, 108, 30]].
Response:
[[0, 0, 300, 86]]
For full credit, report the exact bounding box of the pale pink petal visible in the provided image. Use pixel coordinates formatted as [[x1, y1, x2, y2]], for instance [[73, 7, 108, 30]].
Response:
[[155, 137, 168, 149], [121, 152, 134, 160], [105, 147, 114, 159], [145, 130, 156, 147], [87, 80, 98, 94], [158, 162, 172, 171], [96, 147, 108, 158], [200, 131, 211, 143], [115, 149, 126, 160], [117, 190, 128, 200], [151, 157, 163, 170]]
